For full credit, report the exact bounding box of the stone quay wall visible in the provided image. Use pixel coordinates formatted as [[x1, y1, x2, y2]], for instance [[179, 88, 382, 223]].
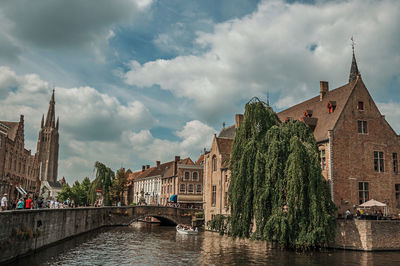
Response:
[[334, 219, 400, 251], [0, 207, 136, 263]]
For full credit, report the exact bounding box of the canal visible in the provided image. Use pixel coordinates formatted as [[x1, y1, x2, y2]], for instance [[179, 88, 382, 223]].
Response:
[[10, 222, 400, 265]]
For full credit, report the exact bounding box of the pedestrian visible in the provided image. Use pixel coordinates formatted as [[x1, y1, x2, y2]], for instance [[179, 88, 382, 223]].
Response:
[[17, 198, 24, 209], [37, 198, 43, 209], [50, 198, 55, 209], [1, 193, 8, 211], [55, 199, 60, 209], [25, 196, 33, 209]]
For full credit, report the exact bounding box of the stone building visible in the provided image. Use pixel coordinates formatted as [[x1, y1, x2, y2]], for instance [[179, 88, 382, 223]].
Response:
[[37, 90, 61, 199], [0, 115, 40, 202], [0, 90, 61, 204], [203, 114, 242, 223], [278, 50, 400, 215]]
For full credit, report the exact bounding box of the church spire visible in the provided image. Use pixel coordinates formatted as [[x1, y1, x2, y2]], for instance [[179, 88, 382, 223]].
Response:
[[45, 89, 56, 128], [349, 36, 360, 83]]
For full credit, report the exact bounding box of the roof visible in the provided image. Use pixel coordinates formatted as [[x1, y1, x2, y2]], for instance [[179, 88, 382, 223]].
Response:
[[216, 137, 234, 155], [218, 125, 236, 138], [195, 154, 204, 165], [0, 121, 19, 141], [133, 157, 194, 181], [278, 78, 358, 142]]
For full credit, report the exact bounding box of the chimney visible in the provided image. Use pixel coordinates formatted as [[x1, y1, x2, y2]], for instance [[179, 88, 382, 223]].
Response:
[[320, 81, 329, 101], [146, 165, 150, 169], [174, 155, 180, 176], [175, 156, 180, 162], [156, 161, 160, 168], [235, 114, 243, 129], [142, 165, 145, 172]]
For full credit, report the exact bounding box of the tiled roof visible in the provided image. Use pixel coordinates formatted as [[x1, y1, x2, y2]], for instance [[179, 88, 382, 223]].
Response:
[[216, 137, 234, 155], [218, 125, 236, 138], [195, 154, 204, 165], [133, 157, 194, 181], [278, 78, 359, 142], [0, 121, 19, 141]]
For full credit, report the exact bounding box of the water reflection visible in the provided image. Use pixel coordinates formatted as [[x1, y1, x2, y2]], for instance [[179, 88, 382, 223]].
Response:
[[10, 223, 400, 266]]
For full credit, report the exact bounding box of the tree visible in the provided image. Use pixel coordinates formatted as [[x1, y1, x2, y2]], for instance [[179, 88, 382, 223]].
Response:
[[88, 161, 115, 206], [111, 168, 129, 204], [228, 98, 336, 249], [57, 184, 73, 202]]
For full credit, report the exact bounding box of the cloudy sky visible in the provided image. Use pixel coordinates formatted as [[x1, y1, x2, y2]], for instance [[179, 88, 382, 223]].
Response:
[[0, 0, 399, 183]]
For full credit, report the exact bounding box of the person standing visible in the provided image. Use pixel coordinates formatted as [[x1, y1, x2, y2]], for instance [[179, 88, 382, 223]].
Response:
[[1, 193, 8, 211], [55, 199, 60, 209], [37, 198, 43, 209], [25, 196, 33, 209], [17, 198, 24, 209]]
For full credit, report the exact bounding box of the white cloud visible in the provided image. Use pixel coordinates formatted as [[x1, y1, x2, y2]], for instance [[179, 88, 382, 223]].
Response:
[[125, 120, 215, 162], [125, 0, 400, 115]]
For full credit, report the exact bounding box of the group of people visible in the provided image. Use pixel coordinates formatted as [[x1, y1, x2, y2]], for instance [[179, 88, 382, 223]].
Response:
[[0, 193, 78, 211]]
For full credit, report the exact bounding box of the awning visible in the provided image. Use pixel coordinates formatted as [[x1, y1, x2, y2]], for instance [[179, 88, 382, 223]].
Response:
[[170, 194, 177, 203], [359, 199, 386, 207], [177, 195, 203, 203]]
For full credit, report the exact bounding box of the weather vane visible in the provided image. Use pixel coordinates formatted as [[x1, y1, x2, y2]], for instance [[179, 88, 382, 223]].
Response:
[[351, 36, 355, 53]]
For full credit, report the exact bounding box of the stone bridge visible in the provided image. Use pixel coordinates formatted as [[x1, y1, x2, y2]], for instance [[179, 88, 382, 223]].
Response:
[[0, 206, 201, 263]]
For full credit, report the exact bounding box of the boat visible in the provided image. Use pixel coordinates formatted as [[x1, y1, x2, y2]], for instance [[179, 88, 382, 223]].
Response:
[[176, 224, 198, 235]]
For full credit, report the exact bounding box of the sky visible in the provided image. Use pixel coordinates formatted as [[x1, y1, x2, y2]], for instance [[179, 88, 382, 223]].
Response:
[[0, 0, 399, 183]]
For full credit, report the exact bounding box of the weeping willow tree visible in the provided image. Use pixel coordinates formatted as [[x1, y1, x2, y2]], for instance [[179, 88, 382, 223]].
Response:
[[88, 161, 115, 206], [228, 98, 336, 249]]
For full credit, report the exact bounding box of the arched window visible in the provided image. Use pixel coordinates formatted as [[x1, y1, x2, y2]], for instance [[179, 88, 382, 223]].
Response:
[[196, 184, 202, 193], [184, 172, 190, 180], [188, 184, 194, 193], [180, 184, 186, 193], [212, 155, 217, 172], [192, 172, 198, 181]]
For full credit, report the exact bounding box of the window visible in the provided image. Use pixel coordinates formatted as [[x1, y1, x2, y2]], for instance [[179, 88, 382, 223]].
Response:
[[184, 172, 190, 180], [374, 151, 384, 172], [394, 153, 398, 174], [358, 120, 367, 134], [180, 184, 186, 193], [358, 101, 364, 111], [188, 184, 194, 193], [196, 184, 202, 193], [396, 184, 400, 208], [212, 155, 217, 172], [224, 174, 228, 183], [359, 182, 369, 204], [320, 149, 326, 170], [224, 192, 228, 208], [192, 172, 198, 181], [212, 186, 216, 206]]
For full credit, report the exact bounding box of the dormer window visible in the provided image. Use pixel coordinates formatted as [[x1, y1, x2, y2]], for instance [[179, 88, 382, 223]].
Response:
[[304, 110, 313, 118], [358, 101, 364, 111], [327, 101, 336, 113]]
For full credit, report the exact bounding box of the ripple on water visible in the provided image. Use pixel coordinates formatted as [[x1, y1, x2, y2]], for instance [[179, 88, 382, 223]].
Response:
[[12, 223, 400, 266]]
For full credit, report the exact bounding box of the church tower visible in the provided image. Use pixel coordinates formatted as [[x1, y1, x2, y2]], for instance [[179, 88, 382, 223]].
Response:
[[37, 89, 59, 184]]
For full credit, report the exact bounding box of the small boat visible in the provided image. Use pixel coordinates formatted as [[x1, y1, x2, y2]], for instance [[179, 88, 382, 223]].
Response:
[[176, 224, 198, 235]]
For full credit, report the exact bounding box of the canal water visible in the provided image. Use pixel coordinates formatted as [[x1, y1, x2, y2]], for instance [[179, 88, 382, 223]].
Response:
[[11, 223, 400, 265]]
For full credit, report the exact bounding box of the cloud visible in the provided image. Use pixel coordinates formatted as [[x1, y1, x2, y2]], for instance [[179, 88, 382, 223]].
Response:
[[0, 66, 156, 182], [125, 120, 215, 162], [124, 0, 400, 117], [0, 0, 153, 60], [377, 102, 400, 134]]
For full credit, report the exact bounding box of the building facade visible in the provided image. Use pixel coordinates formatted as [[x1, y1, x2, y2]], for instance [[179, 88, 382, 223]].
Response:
[[203, 114, 242, 224], [0, 90, 61, 204], [0, 115, 40, 203], [278, 51, 400, 215]]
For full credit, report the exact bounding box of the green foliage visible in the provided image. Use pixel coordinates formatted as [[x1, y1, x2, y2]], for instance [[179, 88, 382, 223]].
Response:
[[57, 177, 92, 206], [207, 215, 229, 235], [57, 184, 72, 202], [228, 99, 336, 250], [88, 161, 115, 206], [111, 168, 129, 204]]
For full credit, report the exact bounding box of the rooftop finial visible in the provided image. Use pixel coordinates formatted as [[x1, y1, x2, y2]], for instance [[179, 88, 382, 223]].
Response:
[[349, 36, 360, 83]]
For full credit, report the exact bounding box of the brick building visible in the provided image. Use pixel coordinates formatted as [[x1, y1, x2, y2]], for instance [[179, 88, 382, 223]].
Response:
[[0, 90, 61, 204], [0, 115, 40, 202], [203, 114, 242, 223], [278, 50, 400, 215]]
